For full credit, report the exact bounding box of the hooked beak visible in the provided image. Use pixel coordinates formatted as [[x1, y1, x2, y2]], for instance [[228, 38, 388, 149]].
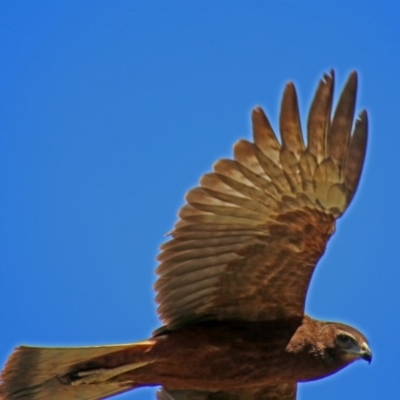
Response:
[[360, 343, 372, 364]]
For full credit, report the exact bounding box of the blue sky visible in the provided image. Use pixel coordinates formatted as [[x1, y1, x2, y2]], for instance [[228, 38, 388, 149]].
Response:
[[1, 1, 399, 399]]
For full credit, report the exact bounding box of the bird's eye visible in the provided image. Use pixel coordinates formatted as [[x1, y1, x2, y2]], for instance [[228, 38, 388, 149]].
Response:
[[337, 334, 352, 344]]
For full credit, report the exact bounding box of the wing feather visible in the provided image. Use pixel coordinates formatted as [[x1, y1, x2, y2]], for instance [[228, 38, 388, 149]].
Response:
[[159, 235, 253, 253], [307, 71, 334, 162], [329, 71, 357, 169], [280, 82, 305, 158], [299, 151, 317, 197], [252, 107, 281, 164], [155, 265, 227, 292], [344, 110, 368, 204], [253, 144, 292, 193], [159, 243, 244, 264], [280, 147, 302, 191], [155, 71, 367, 327], [234, 140, 271, 180]]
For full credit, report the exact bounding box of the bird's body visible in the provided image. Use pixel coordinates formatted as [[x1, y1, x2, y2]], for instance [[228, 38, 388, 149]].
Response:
[[97, 318, 365, 391], [0, 71, 371, 400]]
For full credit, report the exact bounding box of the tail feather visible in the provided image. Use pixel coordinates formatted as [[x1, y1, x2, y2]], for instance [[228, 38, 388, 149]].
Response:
[[0, 341, 155, 400]]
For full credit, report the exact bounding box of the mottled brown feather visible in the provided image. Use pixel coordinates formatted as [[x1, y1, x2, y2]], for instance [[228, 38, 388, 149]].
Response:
[[307, 71, 334, 162], [344, 110, 368, 203], [252, 107, 281, 164], [329, 71, 357, 170], [280, 83, 304, 158]]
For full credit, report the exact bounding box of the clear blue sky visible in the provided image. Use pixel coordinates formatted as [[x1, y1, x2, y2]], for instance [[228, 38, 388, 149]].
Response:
[[1, 1, 399, 399]]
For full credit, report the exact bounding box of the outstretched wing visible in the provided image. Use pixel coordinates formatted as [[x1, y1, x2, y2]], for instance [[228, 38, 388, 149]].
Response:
[[155, 71, 367, 328], [157, 384, 297, 400]]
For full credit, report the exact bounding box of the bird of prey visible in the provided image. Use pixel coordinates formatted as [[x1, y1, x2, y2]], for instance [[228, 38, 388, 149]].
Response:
[[0, 70, 370, 400]]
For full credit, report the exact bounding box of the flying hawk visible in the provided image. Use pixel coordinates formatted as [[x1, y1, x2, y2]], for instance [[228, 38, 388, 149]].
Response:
[[0, 71, 370, 400]]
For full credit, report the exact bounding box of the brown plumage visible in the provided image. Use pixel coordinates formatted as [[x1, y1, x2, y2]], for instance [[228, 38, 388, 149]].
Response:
[[0, 71, 370, 400]]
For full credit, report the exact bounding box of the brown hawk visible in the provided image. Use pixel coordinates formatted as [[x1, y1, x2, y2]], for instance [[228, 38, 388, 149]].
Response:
[[0, 71, 370, 400]]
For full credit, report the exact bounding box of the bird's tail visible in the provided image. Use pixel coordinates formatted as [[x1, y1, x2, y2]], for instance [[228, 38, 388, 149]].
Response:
[[0, 340, 155, 400]]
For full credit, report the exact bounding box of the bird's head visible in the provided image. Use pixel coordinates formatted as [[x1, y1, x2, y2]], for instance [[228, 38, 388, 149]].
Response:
[[287, 317, 371, 382], [325, 322, 372, 365]]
